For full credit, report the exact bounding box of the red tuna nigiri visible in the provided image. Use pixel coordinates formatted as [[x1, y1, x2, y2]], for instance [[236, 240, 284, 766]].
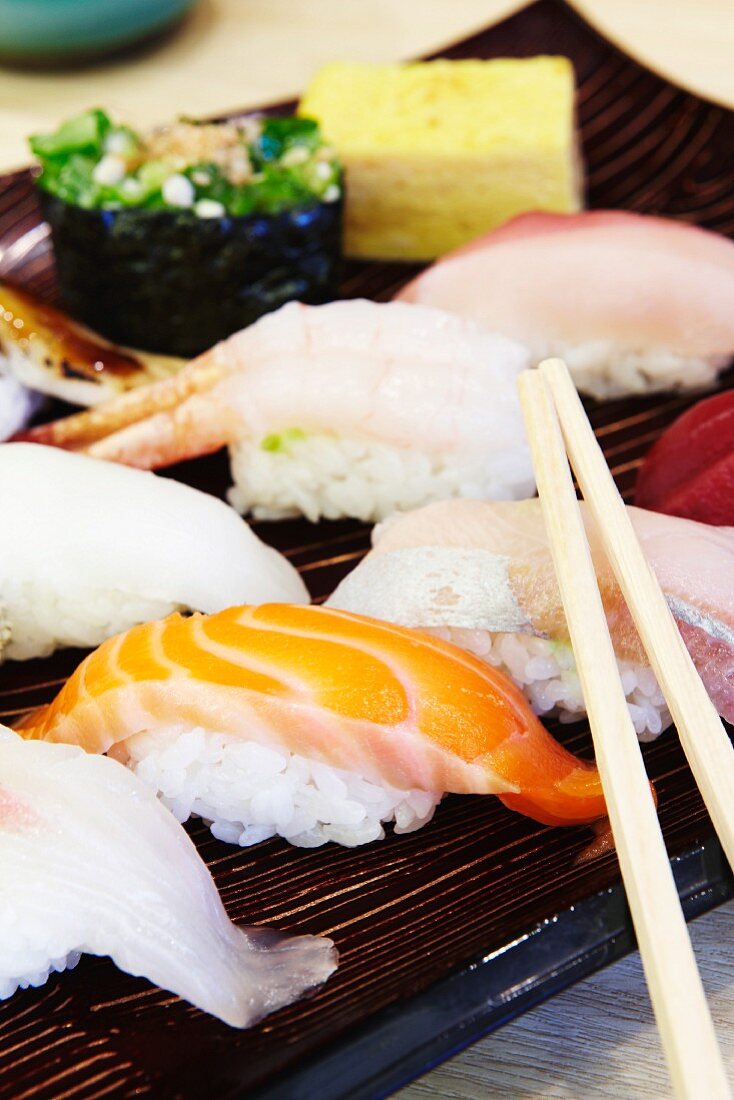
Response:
[[636, 390, 734, 525]]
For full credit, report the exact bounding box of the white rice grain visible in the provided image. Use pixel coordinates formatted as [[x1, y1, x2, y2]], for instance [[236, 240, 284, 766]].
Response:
[[125, 727, 442, 849], [228, 433, 531, 523], [430, 627, 671, 741]]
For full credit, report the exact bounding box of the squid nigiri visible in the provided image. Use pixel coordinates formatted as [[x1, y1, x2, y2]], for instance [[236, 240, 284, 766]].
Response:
[[0, 725, 336, 1025], [396, 211, 734, 399], [327, 499, 734, 739], [0, 443, 306, 661], [16, 299, 534, 522], [16, 603, 607, 846]]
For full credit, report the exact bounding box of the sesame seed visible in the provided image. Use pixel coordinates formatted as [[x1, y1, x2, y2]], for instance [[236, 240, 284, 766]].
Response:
[[121, 178, 142, 197], [281, 146, 309, 167], [194, 199, 226, 218], [104, 131, 129, 156], [162, 174, 195, 208], [92, 155, 126, 186]]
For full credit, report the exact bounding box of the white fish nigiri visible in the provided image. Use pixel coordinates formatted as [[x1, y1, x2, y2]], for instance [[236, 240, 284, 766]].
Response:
[[396, 211, 734, 399], [19, 300, 534, 522], [0, 725, 337, 1024], [0, 443, 307, 661], [327, 498, 734, 739]]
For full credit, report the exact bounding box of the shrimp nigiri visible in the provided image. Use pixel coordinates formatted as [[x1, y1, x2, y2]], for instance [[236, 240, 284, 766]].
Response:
[[0, 725, 336, 1025], [16, 603, 606, 846], [327, 498, 734, 739], [396, 211, 734, 399], [16, 299, 534, 522]]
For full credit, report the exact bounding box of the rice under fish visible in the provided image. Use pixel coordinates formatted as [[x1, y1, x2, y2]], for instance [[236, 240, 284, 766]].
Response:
[[0, 724, 336, 1024]]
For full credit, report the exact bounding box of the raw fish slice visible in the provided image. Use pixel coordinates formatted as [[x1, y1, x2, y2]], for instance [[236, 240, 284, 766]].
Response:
[[327, 499, 734, 730], [17, 603, 607, 830], [17, 299, 534, 522], [0, 443, 307, 661], [396, 211, 734, 398], [0, 281, 184, 406], [635, 390, 734, 524], [0, 725, 336, 1024]]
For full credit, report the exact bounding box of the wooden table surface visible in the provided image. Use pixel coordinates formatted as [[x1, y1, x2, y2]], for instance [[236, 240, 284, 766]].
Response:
[[1, 2, 733, 1096]]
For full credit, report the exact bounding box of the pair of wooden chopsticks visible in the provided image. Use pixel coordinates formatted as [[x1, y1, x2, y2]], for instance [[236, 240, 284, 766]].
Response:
[[518, 360, 734, 1100]]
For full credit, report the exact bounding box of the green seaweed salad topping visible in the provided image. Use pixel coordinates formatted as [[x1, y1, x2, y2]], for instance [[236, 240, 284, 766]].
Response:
[[30, 108, 342, 217]]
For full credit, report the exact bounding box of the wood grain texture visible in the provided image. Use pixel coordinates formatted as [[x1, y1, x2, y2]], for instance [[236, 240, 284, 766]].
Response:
[[1, 2, 734, 1096]]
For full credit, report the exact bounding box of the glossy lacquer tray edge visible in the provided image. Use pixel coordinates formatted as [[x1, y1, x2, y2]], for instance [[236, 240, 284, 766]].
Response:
[[252, 840, 733, 1100]]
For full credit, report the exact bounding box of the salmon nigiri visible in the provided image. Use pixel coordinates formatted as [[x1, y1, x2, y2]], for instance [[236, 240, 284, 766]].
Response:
[[17, 603, 606, 846]]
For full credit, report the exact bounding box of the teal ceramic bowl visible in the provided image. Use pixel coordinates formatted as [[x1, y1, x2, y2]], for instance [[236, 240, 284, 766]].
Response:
[[0, 0, 198, 62]]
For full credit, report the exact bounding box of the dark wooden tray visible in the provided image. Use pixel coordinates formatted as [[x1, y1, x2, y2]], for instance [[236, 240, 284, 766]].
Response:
[[2, 2, 734, 1096]]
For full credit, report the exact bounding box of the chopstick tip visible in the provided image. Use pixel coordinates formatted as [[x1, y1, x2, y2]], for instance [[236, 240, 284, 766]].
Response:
[[538, 356, 572, 381]]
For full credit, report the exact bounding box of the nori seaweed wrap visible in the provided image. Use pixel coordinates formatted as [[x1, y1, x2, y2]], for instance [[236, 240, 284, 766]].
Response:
[[40, 194, 342, 357], [31, 111, 343, 357]]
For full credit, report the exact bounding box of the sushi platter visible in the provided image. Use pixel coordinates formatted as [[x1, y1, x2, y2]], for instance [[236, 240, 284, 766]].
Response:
[[2, 0, 734, 1097]]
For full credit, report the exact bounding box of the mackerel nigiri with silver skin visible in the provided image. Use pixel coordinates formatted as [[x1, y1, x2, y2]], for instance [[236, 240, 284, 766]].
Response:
[[328, 498, 734, 739], [396, 211, 734, 399], [0, 725, 336, 1025], [17, 603, 607, 846], [0, 443, 307, 661]]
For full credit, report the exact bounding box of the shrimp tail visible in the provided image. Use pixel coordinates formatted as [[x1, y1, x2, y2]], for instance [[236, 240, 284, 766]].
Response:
[[14, 356, 230, 466]]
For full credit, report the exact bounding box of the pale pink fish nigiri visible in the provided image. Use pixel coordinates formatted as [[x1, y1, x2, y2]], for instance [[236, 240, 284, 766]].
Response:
[[0, 725, 336, 1024], [396, 211, 734, 399], [327, 499, 734, 739]]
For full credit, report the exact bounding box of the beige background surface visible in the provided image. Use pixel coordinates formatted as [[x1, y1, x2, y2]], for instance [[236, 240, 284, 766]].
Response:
[[0, 0, 525, 171], [2, 2, 733, 1096], [1, 0, 734, 170]]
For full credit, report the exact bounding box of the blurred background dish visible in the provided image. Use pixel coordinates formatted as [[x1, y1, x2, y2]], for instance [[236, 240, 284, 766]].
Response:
[[0, 0, 198, 64]]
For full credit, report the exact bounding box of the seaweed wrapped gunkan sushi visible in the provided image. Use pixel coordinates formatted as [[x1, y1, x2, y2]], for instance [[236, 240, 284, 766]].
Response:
[[30, 109, 343, 357]]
